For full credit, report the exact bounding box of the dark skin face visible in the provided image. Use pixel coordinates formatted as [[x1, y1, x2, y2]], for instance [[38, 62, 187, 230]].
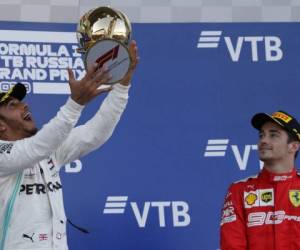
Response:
[[0, 97, 37, 141]]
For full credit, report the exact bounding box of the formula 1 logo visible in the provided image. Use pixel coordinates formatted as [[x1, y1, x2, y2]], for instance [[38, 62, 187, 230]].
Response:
[[103, 196, 191, 228], [204, 138, 263, 170], [197, 30, 283, 62], [96, 45, 120, 68]]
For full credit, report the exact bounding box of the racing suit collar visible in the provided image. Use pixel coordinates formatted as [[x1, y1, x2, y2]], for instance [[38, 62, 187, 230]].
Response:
[[260, 167, 297, 183]]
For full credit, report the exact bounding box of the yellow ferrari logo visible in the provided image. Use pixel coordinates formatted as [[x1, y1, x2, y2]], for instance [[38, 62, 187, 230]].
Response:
[[289, 190, 300, 207]]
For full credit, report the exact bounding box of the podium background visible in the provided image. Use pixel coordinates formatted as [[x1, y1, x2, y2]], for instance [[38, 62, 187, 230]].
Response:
[[0, 20, 300, 250]]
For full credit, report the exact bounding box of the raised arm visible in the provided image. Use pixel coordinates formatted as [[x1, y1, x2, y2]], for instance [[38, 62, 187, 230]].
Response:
[[53, 40, 139, 167], [53, 83, 129, 166], [0, 64, 111, 176]]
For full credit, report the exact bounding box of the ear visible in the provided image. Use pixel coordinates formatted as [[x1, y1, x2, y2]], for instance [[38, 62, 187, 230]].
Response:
[[288, 141, 300, 154], [0, 120, 6, 132]]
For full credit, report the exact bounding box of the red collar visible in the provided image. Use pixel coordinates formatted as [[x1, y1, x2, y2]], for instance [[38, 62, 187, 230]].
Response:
[[259, 167, 297, 182]]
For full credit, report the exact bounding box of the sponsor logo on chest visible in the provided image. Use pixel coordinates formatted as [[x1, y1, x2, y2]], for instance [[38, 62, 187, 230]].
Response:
[[289, 190, 300, 207], [244, 188, 274, 208]]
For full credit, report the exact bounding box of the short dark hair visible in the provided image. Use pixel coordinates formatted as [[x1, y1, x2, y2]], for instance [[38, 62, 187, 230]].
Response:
[[287, 130, 299, 159]]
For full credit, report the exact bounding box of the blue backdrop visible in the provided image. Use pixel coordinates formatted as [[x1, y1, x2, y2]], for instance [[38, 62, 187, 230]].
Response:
[[0, 21, 299, 250]]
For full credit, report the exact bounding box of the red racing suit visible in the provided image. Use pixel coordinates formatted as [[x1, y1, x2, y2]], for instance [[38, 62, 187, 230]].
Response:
[[220, 167, 300, 250]]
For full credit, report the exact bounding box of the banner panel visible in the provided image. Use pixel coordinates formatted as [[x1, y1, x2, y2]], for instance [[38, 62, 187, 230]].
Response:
[[0, 21, 299, 250]]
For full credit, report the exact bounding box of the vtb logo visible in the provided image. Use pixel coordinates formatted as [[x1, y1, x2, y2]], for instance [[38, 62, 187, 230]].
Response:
[[103, 196, 191, 228], [204, 139, 263, 170], [197, 30, 283, 62]]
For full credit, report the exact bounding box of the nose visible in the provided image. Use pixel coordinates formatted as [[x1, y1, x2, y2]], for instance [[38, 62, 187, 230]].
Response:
[[259, 135, 269, 146], [22, 102, 29, 110]]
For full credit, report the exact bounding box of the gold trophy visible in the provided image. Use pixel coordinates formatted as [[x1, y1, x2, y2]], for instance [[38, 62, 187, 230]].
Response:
[[76, 6, 132, 84]]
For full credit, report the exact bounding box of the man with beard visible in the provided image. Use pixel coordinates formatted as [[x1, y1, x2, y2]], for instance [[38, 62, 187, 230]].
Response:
[[0, 41, 138, 250], [220, 110, 300, 250]]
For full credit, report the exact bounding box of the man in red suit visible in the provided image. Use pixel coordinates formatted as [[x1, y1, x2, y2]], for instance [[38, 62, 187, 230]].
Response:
[[221, 110, 300, 250]]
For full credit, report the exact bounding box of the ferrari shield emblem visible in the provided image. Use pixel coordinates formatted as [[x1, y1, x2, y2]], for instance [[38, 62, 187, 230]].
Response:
[[289, 190, 300, 207]]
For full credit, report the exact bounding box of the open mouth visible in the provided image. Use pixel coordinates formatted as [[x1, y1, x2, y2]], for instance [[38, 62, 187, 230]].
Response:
[[23, 111, 32, 121]]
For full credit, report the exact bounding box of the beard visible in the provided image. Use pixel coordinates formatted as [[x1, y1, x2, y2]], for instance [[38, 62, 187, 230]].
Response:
[[23, 126, 38, 137], [1, 116, 38, 140]]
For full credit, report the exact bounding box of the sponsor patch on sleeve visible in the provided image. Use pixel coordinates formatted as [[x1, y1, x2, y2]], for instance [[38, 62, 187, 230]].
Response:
[[221, 206, 237, 225], [0, 143, 13, 154], [221, 191, 237, 225]]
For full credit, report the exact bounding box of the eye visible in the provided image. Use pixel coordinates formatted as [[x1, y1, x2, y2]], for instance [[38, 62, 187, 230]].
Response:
[[7, 99, 19, 108], [270, 132, 279, 138]]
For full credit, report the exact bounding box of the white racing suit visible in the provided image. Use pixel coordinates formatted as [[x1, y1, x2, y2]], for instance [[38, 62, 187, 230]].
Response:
[[0, 84, 129, 250]]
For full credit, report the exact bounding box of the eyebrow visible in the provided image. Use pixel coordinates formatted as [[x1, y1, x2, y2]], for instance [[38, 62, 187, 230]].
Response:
[[0, 97, 12, 106], [270, 129, 281, 133], [1, 97, 17, 107], [260, 129, 281, 134]]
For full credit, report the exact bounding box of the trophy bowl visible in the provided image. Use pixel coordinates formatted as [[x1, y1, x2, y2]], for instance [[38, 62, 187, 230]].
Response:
[[76, 6, 132, 84]]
